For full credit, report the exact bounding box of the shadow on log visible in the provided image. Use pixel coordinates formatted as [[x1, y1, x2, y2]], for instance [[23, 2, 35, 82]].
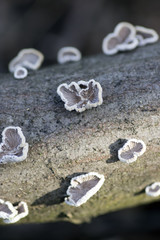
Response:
[[106, 138, 127, 163], [32, 172, 87, 206]]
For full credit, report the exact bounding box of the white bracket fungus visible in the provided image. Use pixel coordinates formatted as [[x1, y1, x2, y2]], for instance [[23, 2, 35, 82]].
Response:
[[65, 172, 105, 207], [135, 26, 159, 46], [3, 201, 29, 224], [0, 126, 29, 164], [9, 48, 44, 73], [118, 139, 146, 163], [14, 66, 28, 79], [0, 199, 18, 220], [145, 182, 160, 197], [57, 46, 81, 64], [102, 22, 138, 55], [57, 79, 103, 112]]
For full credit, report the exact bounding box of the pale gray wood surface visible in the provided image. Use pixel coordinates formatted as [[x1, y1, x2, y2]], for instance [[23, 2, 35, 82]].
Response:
[[0, 42, 160, 224]]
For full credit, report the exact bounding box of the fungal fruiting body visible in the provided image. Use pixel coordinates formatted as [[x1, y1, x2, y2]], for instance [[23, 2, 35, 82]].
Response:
[[102, 22, 138, 55], [0, 199, 18, 220], [118, 139, 146, 163], [57, 47, 81, 64], [9, 48, 44, 73], [135, 26, 159, 46], [65, 172, 105, 207], [14, 66, 28, 79], [0, 126, 29, 164], [3, 201, 29, 224], [57, 79, 103, 112], [145, 182, 160, 197], [0, 200, 28, 224]]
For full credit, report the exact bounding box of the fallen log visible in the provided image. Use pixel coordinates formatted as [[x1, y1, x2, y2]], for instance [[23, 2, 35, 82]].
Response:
[[0, 42, 160, 224]]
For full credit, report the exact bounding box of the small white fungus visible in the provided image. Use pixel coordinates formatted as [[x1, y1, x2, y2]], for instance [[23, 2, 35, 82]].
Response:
[[3, 201, 29, 224], [57, 79, 103, 112], [57, 46, 81, 64], [102, 22, 138, 55], [135, 26, 159, 46], [118, 139, 146, 163], [0, 126, 29, 164], [9, 48, 44, 73], [65, 172, 105, 207], [0, 199, 18, 220], [145, 182, 160, 197], [14, 66, 28, 79]]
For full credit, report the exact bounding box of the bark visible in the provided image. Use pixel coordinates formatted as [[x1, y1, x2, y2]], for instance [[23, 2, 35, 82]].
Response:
[[0, 42, 160, 224]]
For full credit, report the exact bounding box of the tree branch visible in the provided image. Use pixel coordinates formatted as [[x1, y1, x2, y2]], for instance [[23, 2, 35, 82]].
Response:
[[0, 42, 160, 224]]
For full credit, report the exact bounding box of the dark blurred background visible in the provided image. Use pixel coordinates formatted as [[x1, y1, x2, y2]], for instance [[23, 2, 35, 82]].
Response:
[[0, 0, 160, 72], [0, 0, 160, 239], [1, 201, 160, 240]]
